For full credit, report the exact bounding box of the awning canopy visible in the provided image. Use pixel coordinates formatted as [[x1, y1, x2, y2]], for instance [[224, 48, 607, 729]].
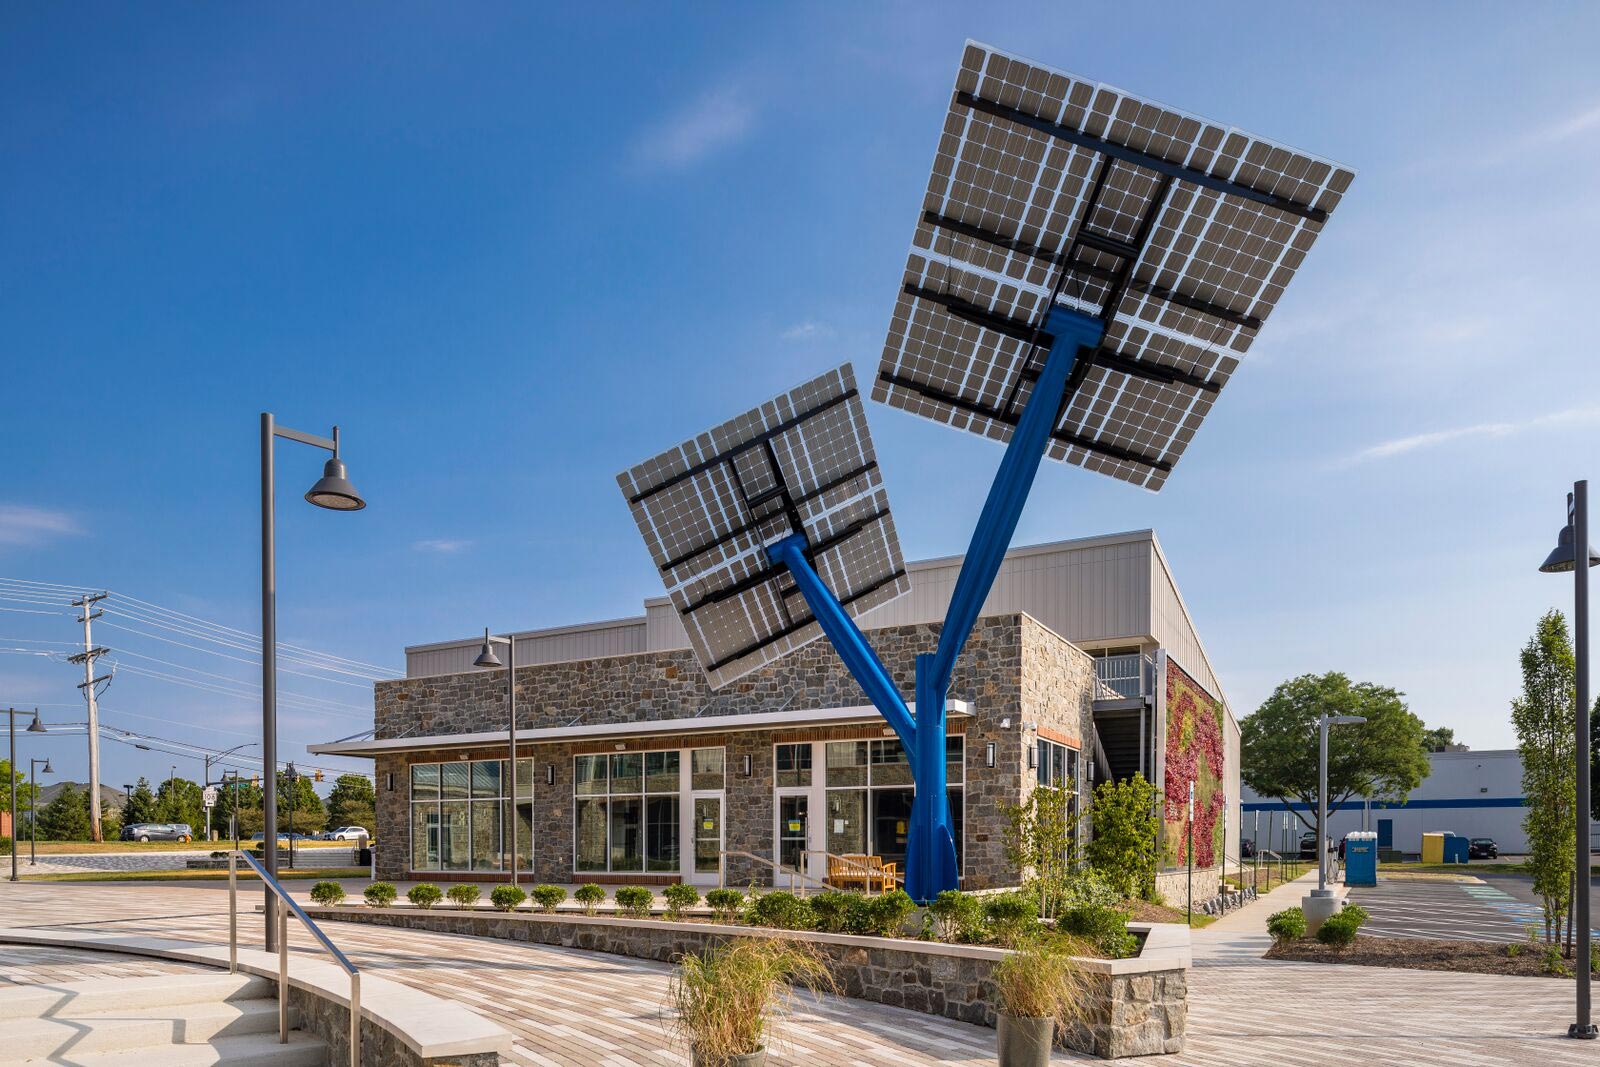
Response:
[[307, 699, 972, 759]]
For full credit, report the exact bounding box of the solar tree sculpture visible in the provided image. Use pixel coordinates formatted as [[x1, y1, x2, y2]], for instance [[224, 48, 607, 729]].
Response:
[[620, 42, 1353, 902]]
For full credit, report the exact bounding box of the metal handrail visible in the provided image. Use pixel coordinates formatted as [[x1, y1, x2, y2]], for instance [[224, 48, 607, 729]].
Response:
[[229, 850, 361, 1067], [717, 849, 832, 894]]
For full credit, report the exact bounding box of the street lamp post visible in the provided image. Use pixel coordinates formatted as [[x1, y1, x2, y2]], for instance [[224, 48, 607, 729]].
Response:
[[28, 758, 52, 864], [6, 709, 47, 882], [283, 764, 300, 870], [1302, 713, 1365, 931], [1538, 480, 1599, 1041], [203, 743, 255, 843], [260, 413, 365, 950], [473, 630, 520, 885]]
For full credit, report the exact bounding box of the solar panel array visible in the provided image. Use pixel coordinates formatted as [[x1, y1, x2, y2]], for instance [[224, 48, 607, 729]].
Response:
[[618, 364, 910, 689], [874, 41, 1354, 489]]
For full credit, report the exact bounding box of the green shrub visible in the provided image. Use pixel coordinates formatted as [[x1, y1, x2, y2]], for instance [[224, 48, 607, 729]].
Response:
[[705, 888, 744, 923], [574, 883, 606, 916], [983, 891, 1040, 947], [1086, 774, 1161, 900], [1506, 942, 1521, 958], [1542, 944, 1570, 976], [490, 885, 526, 912], [447, 884, 481, 908], [853, 889, 915, 937], [663, 882, 700, 920], [749, 891, 813, 930], [530, 884, 567, 912], [1266, 907, 1307, 944], [615, 885, 654, 918], [1590, 942, 1598, 975], [363, 881, 397, 908], [1314, 906, 1365, 948], [1057, 903, 1137, 959], [927, 890, 985, 943], [309, 881, 345, 906], [407, 883, 443, 909], [1060, 868, 1122, 912], [809, 890, 859, 933]]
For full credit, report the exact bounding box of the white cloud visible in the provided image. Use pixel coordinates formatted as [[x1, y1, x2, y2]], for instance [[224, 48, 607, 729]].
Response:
[[413, 538, 472, 554], [632, 88, 756, 171], [780, 320, 833, 342], [1530, 100, 1600, 145], [1342, 406, 1600, 465], [0, 504, 80, 548]]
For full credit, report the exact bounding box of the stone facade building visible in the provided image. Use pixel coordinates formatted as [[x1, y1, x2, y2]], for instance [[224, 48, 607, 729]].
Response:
[[312, 531, 1240, 897]]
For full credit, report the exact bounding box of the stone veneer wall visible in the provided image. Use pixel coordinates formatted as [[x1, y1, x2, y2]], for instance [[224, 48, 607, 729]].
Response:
[[312, 908, 1186, 1058], [287, 985, 498, 1067], [1153, 865, 1221, 912], [373, 614, 1097, 890]]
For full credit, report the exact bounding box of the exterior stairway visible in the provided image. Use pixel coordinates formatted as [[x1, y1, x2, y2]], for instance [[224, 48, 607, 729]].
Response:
[[0, 971, 327, 1066]]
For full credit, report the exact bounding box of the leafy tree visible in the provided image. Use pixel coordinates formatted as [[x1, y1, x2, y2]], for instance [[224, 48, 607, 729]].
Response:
[[1003, 783, 1075, 919], [154, 777, 206, 831], [214, 776, 263, 838], [279, 771, 327, 835], [1241, 672, 1430, 832], [1087, 773, 1161, 900], [0, 759, 40, 826], [121, 778, 158, 825], [325, 774, 375, 828], [1421, 726, 1461, 752], [1512, 610, 1578, 945], [37, 782, 92, 841]]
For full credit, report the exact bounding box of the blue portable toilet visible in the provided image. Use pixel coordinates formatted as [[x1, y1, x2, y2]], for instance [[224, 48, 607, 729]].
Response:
[[1345, 830, 1378, 886], [1442, 832, 1470, 864]]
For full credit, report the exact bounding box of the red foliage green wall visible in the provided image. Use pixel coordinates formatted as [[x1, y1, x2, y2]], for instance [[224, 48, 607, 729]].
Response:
[[1163, 658, 1226, 868]]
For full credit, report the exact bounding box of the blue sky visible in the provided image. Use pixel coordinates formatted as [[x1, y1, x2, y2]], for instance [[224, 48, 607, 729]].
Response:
[[3, 2, 1598, 792]]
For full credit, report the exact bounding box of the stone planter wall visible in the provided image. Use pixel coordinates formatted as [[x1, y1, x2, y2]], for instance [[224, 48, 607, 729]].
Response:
[[310, 906, 1187, 1058], [1153, 865, 1220, 912], [287, 985, 498, 1067]]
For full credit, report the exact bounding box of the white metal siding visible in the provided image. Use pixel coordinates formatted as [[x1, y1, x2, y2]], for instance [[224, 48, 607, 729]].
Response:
[[405, 618, 648, 678]]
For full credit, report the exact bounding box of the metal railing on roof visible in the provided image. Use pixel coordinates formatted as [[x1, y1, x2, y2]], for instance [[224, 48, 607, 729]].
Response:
[[229, 850, 361, 1067], [1095, 652, 1154, 699]]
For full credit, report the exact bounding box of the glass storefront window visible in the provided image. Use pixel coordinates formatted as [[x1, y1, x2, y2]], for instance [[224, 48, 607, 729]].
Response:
[[609, 797, 643, 871], [575, 754, 607, 795], [690, 748, 724, 790], [575, 797, 607, 872], [412, 803, 438, 869], [610, 752, 642, 794], [471, 759, 501, 798], [869, 739, 913, 786], [409, 758, 525, 872], [440, 762, 469, 800], [775, 743, 811, 788], [646, 796, 680, 872], [825, 788, 866, 855], [411, 763, 439, 800], [470, 799, 501, 870], [440, 800, 469, 870], [514, 758, 534, 800], [645, 750, 679, 793], [826, 741, 867, 787], [816, 736, 965, 875]]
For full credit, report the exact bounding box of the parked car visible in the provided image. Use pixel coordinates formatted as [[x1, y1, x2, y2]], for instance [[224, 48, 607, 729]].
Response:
[[323, 826, 369, 841], [1469, 837, 1499, 859], [1298, 831, 1319, 859], [120, 823, 193, 843], [1240, 839, 1256, 859]]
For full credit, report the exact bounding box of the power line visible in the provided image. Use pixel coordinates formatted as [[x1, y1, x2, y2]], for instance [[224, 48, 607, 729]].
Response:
[[96, 618, 378, 688]]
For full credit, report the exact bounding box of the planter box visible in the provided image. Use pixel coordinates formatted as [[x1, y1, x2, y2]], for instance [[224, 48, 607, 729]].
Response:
[[309, 906, 1188, 1058]]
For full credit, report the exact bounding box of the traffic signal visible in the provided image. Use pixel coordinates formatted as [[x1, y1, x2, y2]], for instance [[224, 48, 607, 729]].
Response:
[[314, 770, 324, 783], [250, 775, 260, 788]]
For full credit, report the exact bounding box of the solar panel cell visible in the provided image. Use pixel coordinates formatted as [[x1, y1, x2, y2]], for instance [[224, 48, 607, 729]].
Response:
[[619, 364, 910, 689], [876, 41, 1353, 490]]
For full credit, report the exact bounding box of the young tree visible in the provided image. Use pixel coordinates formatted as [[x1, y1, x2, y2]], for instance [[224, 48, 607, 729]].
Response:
[[1086, 773, 1161, 900], [325, 774, 375, 828], [1241, 672, 1430, 831], [37, 783, 92, 841], [1003, 782, 1075, 919], [1512, 610, 1578, 945], [121, 778, 157, 826]]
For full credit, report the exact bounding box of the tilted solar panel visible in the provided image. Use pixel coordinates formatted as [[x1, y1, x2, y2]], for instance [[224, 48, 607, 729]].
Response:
[[875, 41, 1354, 490], [618, 364, 910, 689]]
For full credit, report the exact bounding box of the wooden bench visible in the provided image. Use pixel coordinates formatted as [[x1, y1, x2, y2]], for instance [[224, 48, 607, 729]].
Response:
[[826, 853, 898, 893]]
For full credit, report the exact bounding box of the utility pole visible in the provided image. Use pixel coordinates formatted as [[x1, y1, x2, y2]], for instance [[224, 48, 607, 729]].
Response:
[[69, 593, 110, 842]]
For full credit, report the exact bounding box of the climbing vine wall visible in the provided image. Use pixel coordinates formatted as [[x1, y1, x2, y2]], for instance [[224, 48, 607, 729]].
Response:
[[1162, 658, 1226, 868]]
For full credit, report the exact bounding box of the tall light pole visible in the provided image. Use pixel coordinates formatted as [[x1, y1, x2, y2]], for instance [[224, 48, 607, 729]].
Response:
[[1303, 713, 1364, 932], [1539, 480, 1598, 1040], [6, 709, 47, 882], [473, 630, 519, 885], [261, 414, 365, 950], [28, 757, 52, 864]]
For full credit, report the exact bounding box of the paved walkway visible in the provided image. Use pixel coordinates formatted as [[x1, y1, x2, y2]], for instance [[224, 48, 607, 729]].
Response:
[[0, 876, 1592, 1065]]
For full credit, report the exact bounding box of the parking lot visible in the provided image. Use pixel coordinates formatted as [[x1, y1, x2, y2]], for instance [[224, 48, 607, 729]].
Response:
[[1349, 871, 1600, 942]]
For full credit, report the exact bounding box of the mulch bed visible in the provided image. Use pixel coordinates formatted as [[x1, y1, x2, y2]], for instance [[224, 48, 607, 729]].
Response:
[[1266, 934, 1590, 979]]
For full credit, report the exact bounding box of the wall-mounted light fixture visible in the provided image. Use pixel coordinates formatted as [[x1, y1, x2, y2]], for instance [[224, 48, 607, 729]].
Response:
[[741, 754, 753, 777], [1027, 744, 1036, 770], [614, 742, 626, 752], [985, 742, 996, 768], [546, 764, 555, 786], [385, 773, 394, 792], [1000, 717, 1012, 729]]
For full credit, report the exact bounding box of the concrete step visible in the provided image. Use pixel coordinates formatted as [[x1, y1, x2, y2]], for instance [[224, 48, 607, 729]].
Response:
[[0, 1032, 328, 1067], [0, 973, 274, 1021], [2, 997, 290, 1061]]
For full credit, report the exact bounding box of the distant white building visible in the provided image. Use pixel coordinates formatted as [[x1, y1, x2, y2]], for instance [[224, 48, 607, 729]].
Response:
[[1241, 749, 1528, 856]]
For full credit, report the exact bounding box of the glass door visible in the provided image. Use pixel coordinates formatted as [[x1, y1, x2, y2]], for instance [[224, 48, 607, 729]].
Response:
[[692, 795, 722, 886], [778, 794, 809, 873]]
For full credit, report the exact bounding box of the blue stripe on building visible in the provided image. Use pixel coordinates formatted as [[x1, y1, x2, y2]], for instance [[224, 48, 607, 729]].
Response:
[[1242, 797, 1526, 813]]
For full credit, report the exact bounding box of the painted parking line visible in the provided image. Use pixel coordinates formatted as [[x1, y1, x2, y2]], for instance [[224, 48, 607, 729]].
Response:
[[1350, 876, 1600, 942]]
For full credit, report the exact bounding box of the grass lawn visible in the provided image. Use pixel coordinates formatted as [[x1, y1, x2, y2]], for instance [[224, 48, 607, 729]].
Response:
[[1127, 898, 1219, 928], [1226, 860, 1313, 893], [8, 840, 353, 855], [21, 866, 370, 883]]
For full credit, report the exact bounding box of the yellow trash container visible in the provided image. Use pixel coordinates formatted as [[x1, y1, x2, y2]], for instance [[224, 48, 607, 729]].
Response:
[[1420, 831, 1446, 864]]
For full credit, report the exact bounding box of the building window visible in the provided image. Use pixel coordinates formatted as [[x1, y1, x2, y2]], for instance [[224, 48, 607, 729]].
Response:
[[821, 736, 964, 874], [574, 748, 716, 874], [1036, 738, 1080, 852], [409, 758, 528, 872], [775, 743, 812, 788]]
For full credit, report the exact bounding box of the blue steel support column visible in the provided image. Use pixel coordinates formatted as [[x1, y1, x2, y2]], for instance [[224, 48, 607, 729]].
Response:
[[766, 535, 916, 751], [906, 306, 1106, 903]]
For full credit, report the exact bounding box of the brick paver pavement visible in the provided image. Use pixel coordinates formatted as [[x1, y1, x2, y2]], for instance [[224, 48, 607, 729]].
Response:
[[0, 876, 1592, 1066]]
